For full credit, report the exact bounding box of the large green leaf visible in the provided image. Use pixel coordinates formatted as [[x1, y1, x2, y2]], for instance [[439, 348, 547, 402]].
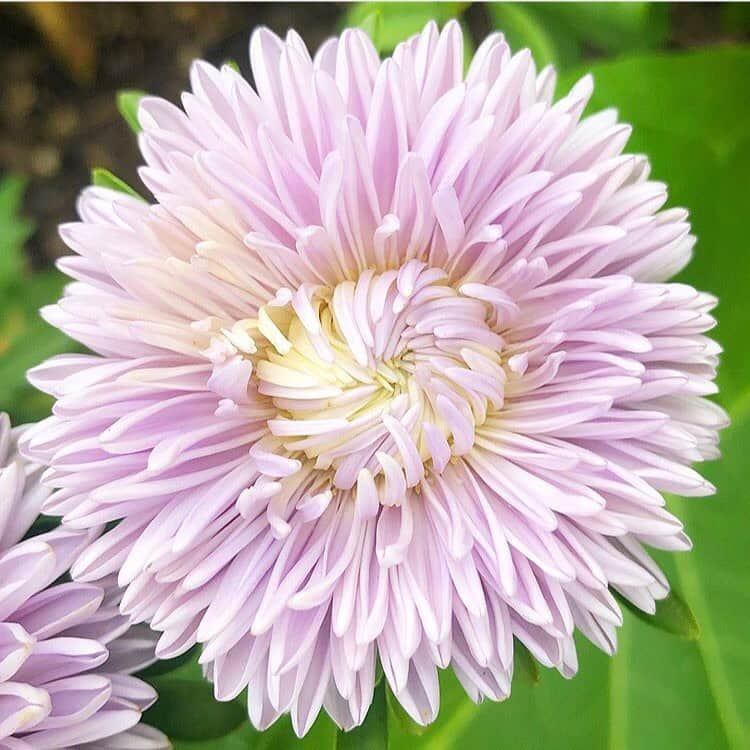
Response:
[[170, 714, 337, 750], [561, 47, 750, 160], [531, 3, 669, 57], [487, 2, 670, 70]]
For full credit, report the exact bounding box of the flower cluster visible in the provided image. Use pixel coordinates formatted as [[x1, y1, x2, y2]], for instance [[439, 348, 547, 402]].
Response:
[[0, 414, 168, 748], [20, 20, 725, 736]]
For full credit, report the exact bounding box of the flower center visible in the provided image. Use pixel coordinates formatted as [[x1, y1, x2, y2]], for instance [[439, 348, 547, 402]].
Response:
[[203, 261, 508, 512]]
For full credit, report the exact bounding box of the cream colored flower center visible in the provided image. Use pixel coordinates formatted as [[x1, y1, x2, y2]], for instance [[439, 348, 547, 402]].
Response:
[[204, 262, 508, 512]]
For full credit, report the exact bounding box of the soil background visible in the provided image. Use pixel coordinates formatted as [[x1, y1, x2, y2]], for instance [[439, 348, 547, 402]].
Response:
[[0, 2, 744, 267]]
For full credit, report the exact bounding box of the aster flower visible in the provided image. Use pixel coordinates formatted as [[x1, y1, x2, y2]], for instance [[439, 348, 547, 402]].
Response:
[[22, 21, 726, 735], [0, 414, 169, 748]]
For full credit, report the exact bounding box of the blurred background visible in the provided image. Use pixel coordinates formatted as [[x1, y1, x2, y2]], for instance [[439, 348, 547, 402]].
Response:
[[1, 4, 749, 749]]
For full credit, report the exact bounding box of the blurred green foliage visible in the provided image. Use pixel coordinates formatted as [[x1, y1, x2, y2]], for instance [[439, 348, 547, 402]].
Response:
[[0, 176, 76, 425], [488, 3, 670, 68], [3, 2, 749, 747], [344, 2, 670, 67]]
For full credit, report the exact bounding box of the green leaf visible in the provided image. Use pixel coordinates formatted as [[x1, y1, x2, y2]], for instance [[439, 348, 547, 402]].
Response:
[[721, 3, 750, 33], [561, 47, 750, 161], [513, 641, 540, 684], [223, 58, 241, 73], [356, 10, 383, 46], [143, 679, 245, 741], [487, 2, 670, 71], [664, 409, 750, 750], [534, 3, 669, 55], [487, 4, 562, 69], [91, 167, 145, 200], [117, 89, 148, 134], [0, 178, 76, 424], [0, 175, 33, 289], [337, 680, 388, 750], [614, 589, 700, 640], [172, 715, 337, 750]]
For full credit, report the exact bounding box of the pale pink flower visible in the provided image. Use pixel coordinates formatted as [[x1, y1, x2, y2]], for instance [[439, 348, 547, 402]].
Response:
[[0, 414, 169, 748], [23, 22, 726, 735]]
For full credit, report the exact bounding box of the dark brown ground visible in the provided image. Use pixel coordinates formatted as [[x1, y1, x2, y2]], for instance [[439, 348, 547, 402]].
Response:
[[0, 2, 743, 268]]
